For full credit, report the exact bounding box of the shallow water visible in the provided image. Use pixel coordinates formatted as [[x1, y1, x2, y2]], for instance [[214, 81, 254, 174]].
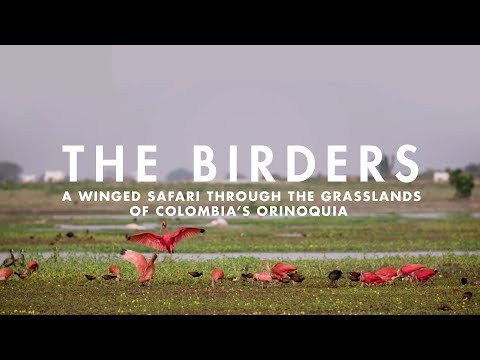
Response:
[[2, 250, 479, 261], [46, 212, 480, 221]]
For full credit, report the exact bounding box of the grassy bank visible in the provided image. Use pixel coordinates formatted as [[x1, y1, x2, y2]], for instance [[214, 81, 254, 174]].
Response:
[[1, 254, 478, 315], [0, 215, 479, 253]]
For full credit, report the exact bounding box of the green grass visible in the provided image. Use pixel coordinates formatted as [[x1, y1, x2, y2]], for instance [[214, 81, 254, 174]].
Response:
[[0, 215, 479, 253], [1, 254, 479, 315]]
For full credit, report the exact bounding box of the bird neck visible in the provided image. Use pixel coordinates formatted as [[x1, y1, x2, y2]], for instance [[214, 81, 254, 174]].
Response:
[[264, 262, 270, 272], [163, 226, 168, 235]]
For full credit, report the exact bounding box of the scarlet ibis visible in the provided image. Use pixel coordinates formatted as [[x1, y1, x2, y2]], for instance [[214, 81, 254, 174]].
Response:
[[211, 269, 224, 288], [328, 270, 343, 287], [0, 268, 13, 281], [109, 264, 120, 281], [120, 249, 157, 286], [375, 267, 399, 282], [413, 269, 438, 283], [102, 274, 117, 280], [27, 261, 39, 274], [253, 271, 272, 288], [188, 271, 203, 278], [348, 272, 361, 282], [127, 220, 205, 254], [463, 291, 473, 301], [2, 249, 15, 267], [399, 264, 426, 278], [360, 272, 385, 286], [461, 277, 468, 285], [263, 261, 297, 280], [84, 274, 96, 280]]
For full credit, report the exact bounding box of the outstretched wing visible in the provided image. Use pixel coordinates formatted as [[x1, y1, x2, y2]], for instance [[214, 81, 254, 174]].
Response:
[[127, 232, 167, 251], [120, 249, 147, 275], [169, 227, 205, 246]]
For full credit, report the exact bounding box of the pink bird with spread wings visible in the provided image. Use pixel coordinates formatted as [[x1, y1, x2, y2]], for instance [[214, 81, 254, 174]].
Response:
[[127, 220, 205, 254]]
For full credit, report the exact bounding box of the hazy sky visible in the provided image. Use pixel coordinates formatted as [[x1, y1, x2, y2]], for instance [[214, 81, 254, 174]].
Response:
[[1, 45, 479, 180]]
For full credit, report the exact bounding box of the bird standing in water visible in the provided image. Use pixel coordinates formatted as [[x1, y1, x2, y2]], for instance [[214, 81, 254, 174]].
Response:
[[127, 220, 205, 254], [2, 249, 15, 267]]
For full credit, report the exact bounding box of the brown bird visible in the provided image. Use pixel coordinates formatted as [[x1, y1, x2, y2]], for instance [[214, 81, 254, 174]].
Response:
[[15, 249, 25, 267], [463, 291, 473, 301], [461, 277, 468, 285], [227, 276, 239, 282], [211, 269, 224, 288], [2, 249, 15, 267], [348, 271, 361, 282], [438, 305, 451, 311], [288, 272, 305, 283], [84, 274, 96, 280], [15, 271, 28, 279], [188, 271, 203, 278], [102, 274, 117, 280], [240, 266, 255, 282], [279, 275, 291, 284], [328, 270, 343, 287]]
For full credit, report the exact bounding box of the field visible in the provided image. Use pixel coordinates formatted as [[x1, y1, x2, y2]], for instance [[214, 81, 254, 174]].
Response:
[[1, 181, 479, 315]]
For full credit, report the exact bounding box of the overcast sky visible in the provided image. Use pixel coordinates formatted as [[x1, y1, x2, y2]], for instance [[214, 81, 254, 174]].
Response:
[[1, 45, 479, 180]]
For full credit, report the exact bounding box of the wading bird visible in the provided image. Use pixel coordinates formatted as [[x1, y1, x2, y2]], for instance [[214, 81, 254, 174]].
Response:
[[463, 291, 473, 301], [375, 267, 400, 283], [84, 274, 96, 280], [15, 271, 28, 279], [253, 272, 272, 288], [27, 261, 39, 274], [413, 269, 438, 283], [360, 272, 385, 286], [2, 249, 15, 267], [15, 249, 25, 267], [262, 261, 297, 280], [188, 271, 203, 278], [120, 249, 157, 286], [109, 264, 120, 281], [348, 272, 361, 282], [461, 277, 468, 285], [102, 274, 117, 280], [328, 270, 343, 287], [127, 220, 205, 254], [211, 269, 224, 288], [0, 268, 13, 281], [398, 264, 426, 279], [288, 272, 305, 283]]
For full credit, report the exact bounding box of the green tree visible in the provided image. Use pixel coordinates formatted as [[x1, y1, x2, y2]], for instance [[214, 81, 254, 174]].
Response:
[[448, 168, 474, 198], [0, 161, 22, 181]]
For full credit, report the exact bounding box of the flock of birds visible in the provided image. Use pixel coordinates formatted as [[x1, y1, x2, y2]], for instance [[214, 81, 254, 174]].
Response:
[[0, 220, 476, 303], [0, 249, 39, 281]]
